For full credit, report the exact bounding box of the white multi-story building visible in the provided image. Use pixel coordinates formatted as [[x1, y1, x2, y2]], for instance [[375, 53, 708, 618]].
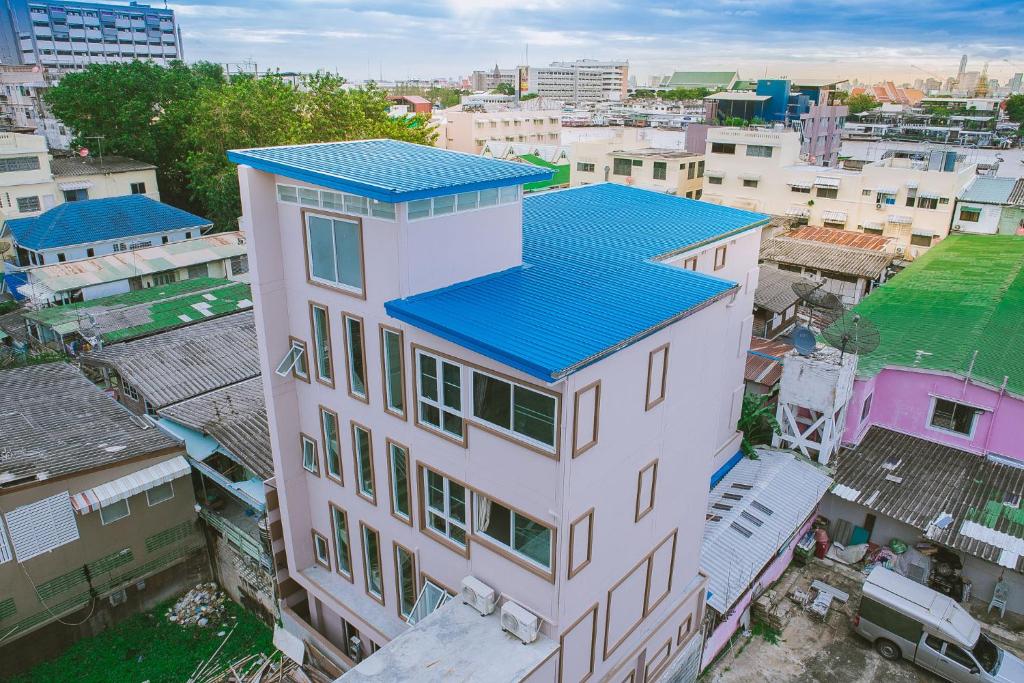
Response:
[[523, 60, 629, 104], [570, 128, 705, 198], [435, 106, 563, 155], [701, 127, 977, 259]]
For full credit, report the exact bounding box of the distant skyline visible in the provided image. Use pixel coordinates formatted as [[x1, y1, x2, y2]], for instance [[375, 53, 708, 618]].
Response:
[[167, 0, 1024, 84]]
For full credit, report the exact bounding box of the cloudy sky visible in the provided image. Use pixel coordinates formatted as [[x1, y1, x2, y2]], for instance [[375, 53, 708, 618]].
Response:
[[168, 0, 1024, 85]]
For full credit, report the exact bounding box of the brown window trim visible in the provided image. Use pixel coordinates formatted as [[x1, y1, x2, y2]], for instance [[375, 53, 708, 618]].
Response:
[[558, 603, 598, 683], [300, 208, 367, 300], [319, 405, 343, 485], [714, 244, 727, 271], [677, 614, 694, 646], [287, 335, 311, 384], [418, 571, 456, 598], [643, 531, 677, 618], [308, 301, 335, 388], [351, 420, 376, 506], [567, 507, 595, 580], [415, 463, 471, 559], [311, 529, 330, 570], [393, 541, 418, 623], [379, 324, 407, 421], [328, 501, 354, 582], [342, 312, 370, 404], [410, 342, 563, 460], [643, 637, 673, 682], [470, 489, 556, 584], [300, 432, 320, 477], [571, 380, 601, 458], [359, 521, 385, 606], [634, 460, 658, 523], [386, 438, 413, 526], [645, 343, 669, 411], [683, 256, 698, 271]]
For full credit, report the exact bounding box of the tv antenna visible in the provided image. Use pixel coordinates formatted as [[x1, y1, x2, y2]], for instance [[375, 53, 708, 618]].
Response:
[[822, 312, 880, 363]]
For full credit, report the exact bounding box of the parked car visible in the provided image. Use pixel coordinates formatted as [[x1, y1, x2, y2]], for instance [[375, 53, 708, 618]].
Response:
[[854, 567, 1024, 682]]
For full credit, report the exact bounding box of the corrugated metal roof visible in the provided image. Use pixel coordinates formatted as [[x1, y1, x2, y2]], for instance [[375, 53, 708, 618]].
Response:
[[754, 266, 810, 314], [786, 226, 890, 251], [760, 237, 892, 279], [227, 139, 552, 202], [701, 449, 832, 613], [5, 195, 211, 251], [958, 176, 1016, 205], [1009, 179, 1024, 207], [745, 337, 793, 387], [386, 184, 768, 382], [50, 155, 156, 177]]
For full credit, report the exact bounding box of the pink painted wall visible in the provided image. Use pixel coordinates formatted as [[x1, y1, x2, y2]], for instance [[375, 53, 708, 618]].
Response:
[[843, 367, 1024, 461]]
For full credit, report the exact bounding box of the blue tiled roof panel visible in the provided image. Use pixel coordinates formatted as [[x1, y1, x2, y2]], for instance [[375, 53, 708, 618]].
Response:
[[386, 184, 769, 381], [6, 195, 211, 251], [227, 139, 553, 202]]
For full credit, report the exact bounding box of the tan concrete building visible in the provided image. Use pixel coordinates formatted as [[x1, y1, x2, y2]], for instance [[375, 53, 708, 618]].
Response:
[[435, 107, 562, 155], [700, 127, 977, 260], [570, 129, 705, 198]]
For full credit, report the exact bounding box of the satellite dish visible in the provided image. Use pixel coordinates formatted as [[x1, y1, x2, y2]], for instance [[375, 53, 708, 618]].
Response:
[[822, 313, 880, 362], [793, 281, 843, 314], [792, 326, 817, 356]]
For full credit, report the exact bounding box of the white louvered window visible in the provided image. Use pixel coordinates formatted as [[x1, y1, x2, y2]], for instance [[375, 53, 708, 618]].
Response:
[[4, 491, 80, 562], [0, 517, 12, 564]]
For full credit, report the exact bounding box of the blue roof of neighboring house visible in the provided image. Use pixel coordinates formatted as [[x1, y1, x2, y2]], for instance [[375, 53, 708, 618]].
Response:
[[226, 139, 553, 202], [5, 195, 211, 251], [386, 184, 768, 382], [958, 176, 1017, 205]]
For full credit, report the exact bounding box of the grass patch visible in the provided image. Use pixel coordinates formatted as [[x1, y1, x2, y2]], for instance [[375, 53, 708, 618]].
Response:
[[9, 596, 274, 683], [752, 621, 782, 645]]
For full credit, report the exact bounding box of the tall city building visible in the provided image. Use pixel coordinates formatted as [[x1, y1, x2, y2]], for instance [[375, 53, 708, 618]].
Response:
[[957, 54, 968, 80], [0, 0, 182, 75], [1011, 72, 1023, 94], [522, 59, 629, 103]]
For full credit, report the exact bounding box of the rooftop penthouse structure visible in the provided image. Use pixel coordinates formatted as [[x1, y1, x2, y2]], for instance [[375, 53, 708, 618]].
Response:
[[229, 139, 767, 681]]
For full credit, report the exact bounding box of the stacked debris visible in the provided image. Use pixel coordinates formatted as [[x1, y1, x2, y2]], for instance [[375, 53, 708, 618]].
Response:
[[189, 652, 296, 683], [168, 583, 228, 628], [752, 588, 795, 632]]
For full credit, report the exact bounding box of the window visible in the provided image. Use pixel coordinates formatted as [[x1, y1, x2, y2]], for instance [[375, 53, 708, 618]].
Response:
[[474, 494, 552, 571], [275, 339, 309, 381], [310, 304, 333, 385], [99, 498, 130, 525], [301, 434, 319, 475], [408, 579, 452, 625], [635, 460, 658, 521], [120, 378, 140, 401], [361, 524, 384, 602], [57, 253, 66, 263], [341, 423, 371, 504], [746, 145, 773, 158], [612, 158, 632, 176], [687, 163, 695, 180], [63, 188, 88, 202], [330, 504, 352, 577], [313, 531, 330, 568], [711, 142, 736, 155], [791, 185, 810, 194], [16, 196, 40, 212], [471, 370, 557, 449], [683, 257, 697, 271], [959, 206, 981, 222], [342, 314, 367, 401], [423, 468, 467, 549], [714, 245, 727, 270], [917, 196, 939, 210], [87, 248, 94, 257], [905, 187, 917, 207], [305, 214, 363, 294], [395, 544, 417, 620], [929, 398, 978, 437], [708, 176, 723, 185], [863, 225, 883, 235], [0, 156, 40, 172], [184, 232, 192, 239], [130, 181, 146, 194], [405, 187, 518, 220], [743, 178, 759, 188], [146, 481, 174, 506], [875, 192, 896, 206], [576, 162, 595, 173], [910, 234, 932, 247], [945, 644, 977, 670], [816, 187, 838, 199], [697, 161, 704, 177], [861, 393, 873, 423], [653, 161, 667, 180], [388, 441, 411, 522], [416, 351, 464, 440], [321, 408, 342, 482], [695, 189, 702, 199], [381, 327, 405, 417]]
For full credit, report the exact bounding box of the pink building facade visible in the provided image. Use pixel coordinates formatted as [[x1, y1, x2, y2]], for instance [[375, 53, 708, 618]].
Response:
[[231, 140, 766, 681]]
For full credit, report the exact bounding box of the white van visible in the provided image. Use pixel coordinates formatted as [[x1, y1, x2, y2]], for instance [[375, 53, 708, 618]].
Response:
[[854, 568, 1024, 682]]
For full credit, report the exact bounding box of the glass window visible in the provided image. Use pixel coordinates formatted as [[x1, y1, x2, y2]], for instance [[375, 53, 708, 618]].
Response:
[[917, 197, 939, 210], [130, 182, 146, 194], [301, 434, 319, 474], [456, 192, 478, 211], [275, 340, 308, 379], [370, 199, 395, 219], [708, 176, 723, 185], [305, 214, 363, 293], [653, 161, 667, 180], [100, 498, 130, 525], [973, 634, 999, 674], [16, 196, 40, 212], [321, 408, 341, 480], [408, 579, 452, 625], [959, 207, 981, 222], [331, 505, 351, 576], [408, 199, 432, 220], [711, 142, 736, 155], [361, 525, 383, 600], [474, 495, 552, 570], [424, 468, 467, 548], [816, 187, 838, 199], [478, 188, 499, 207], [472, 371, 556, 448], [313, 532, 330, 567], [945, 644, 977, 670], [499, 185, 519, 203], [930, 398, 977, 436], [382, 328, 405, 416], [320, 190, 344, 210], [345, 194, 368, 215], [310, 304, 333, 384], [433, 194, 455, 216], [389, 442, 410, 520], [612, 158, 632, 176], [344, 315, 367, 399], [146, 481, 173, 506], [353, 424, 374, 500], [395, 545, 416, 620], [417, 352, 464, 439], [743, 179, 758, 188], [746, 145, 773, 158], [299, 187, 319, 207]]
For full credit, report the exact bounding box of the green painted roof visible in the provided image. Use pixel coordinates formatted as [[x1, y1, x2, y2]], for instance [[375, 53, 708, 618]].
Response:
[[24, 277, 253, 343], [664, 71, 738, 88], [519, 154, 570, 192], [843, 234, 1024, 394]]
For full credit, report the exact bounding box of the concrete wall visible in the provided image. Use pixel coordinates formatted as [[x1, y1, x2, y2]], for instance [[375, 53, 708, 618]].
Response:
[[438, 110, 562, 155], [38, 226, 197, 264]]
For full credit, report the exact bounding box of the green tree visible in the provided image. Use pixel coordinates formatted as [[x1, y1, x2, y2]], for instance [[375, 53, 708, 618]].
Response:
[[661, 87, 710, 101], [492, 82, 516, 96], [737, 393, 781, 458], [1006, 94, 1024, 125], [424, 87, 466, 109], [846, 93, 881, 114], [520, 93, 539, 101], [831, 90, 849, 104]]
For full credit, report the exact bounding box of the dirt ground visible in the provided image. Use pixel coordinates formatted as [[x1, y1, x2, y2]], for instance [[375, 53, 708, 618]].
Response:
[[703, 557, 1024, 683]]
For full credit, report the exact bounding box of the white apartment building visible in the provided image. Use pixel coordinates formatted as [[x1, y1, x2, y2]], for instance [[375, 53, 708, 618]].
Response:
[[435, 108, 562, 155], [0, 63, 70, 148], [701, 128, 977, 259], [524, 60, 628, 104], [571, 129, 705, 198]]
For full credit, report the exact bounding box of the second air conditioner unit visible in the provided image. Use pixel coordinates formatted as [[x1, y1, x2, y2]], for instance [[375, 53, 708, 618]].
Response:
[[348, 635, 363, 663], [461, 576, 497, 616], [501, 600, 541, 644]]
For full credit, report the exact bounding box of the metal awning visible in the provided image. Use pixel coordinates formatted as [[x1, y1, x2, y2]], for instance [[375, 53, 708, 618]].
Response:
[[919, 191, 942, 199], [787, 180, 812, 190], [822, 210, 848, 222], [786, 206, 810, 217], [905, 181, 919, 189], [705, 169, 725, 178], [887, 214, 913, 225], [912, 228, 936, 237], [71, 455, 190, 514], [58, 180, 93, 191], [814, 176, 841, 188], [740, 173, 761, 181], [874, 187, 897, 195], [864, 222, 884, 230]]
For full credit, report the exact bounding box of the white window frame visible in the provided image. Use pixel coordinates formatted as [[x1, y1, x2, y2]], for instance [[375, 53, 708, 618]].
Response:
[[301, 434, 319, 475], [305, 213, 364, 295], [407, 579, 452, 626], [406, 185, 520, 222], [120, 377, 140, 401], [146, 481, 174, 507], [415, 351, 465, 440], [470, 369, 557, 451], [275, 340, 308, 379], [422, 468, 467, 548], [277, 183, 396, 221], [99, 498, 130, 525], [926, 397, 980, 439], [472, 493, 552, 571], [313, 532, 330, 567]]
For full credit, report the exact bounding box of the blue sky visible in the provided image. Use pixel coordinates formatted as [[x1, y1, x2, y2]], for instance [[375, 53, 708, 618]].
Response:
[[167, 0, 1024, 84]]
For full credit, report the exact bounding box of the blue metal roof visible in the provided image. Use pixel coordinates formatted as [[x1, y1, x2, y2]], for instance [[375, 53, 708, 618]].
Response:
[[386, 184, 769, 382], [5, 195, 211, 251], [226, 139, 553, 202]]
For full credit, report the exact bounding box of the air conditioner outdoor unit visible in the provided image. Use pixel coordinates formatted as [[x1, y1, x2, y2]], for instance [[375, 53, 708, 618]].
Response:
[[876, 203, 882, 209], [461, 576, 497, 616], [109, 588, 127, 607], [501, 601, 541, 644], [895, 246, 905, 255], [953, 224, 962, 232], [348, 635, 363, 663]]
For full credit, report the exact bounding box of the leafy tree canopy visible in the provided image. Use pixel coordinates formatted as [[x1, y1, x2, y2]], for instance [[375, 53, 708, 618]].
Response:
[[846, 93, 881, 114], [492, 82, 516, 96], [1005, 94, 1024, 124]]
